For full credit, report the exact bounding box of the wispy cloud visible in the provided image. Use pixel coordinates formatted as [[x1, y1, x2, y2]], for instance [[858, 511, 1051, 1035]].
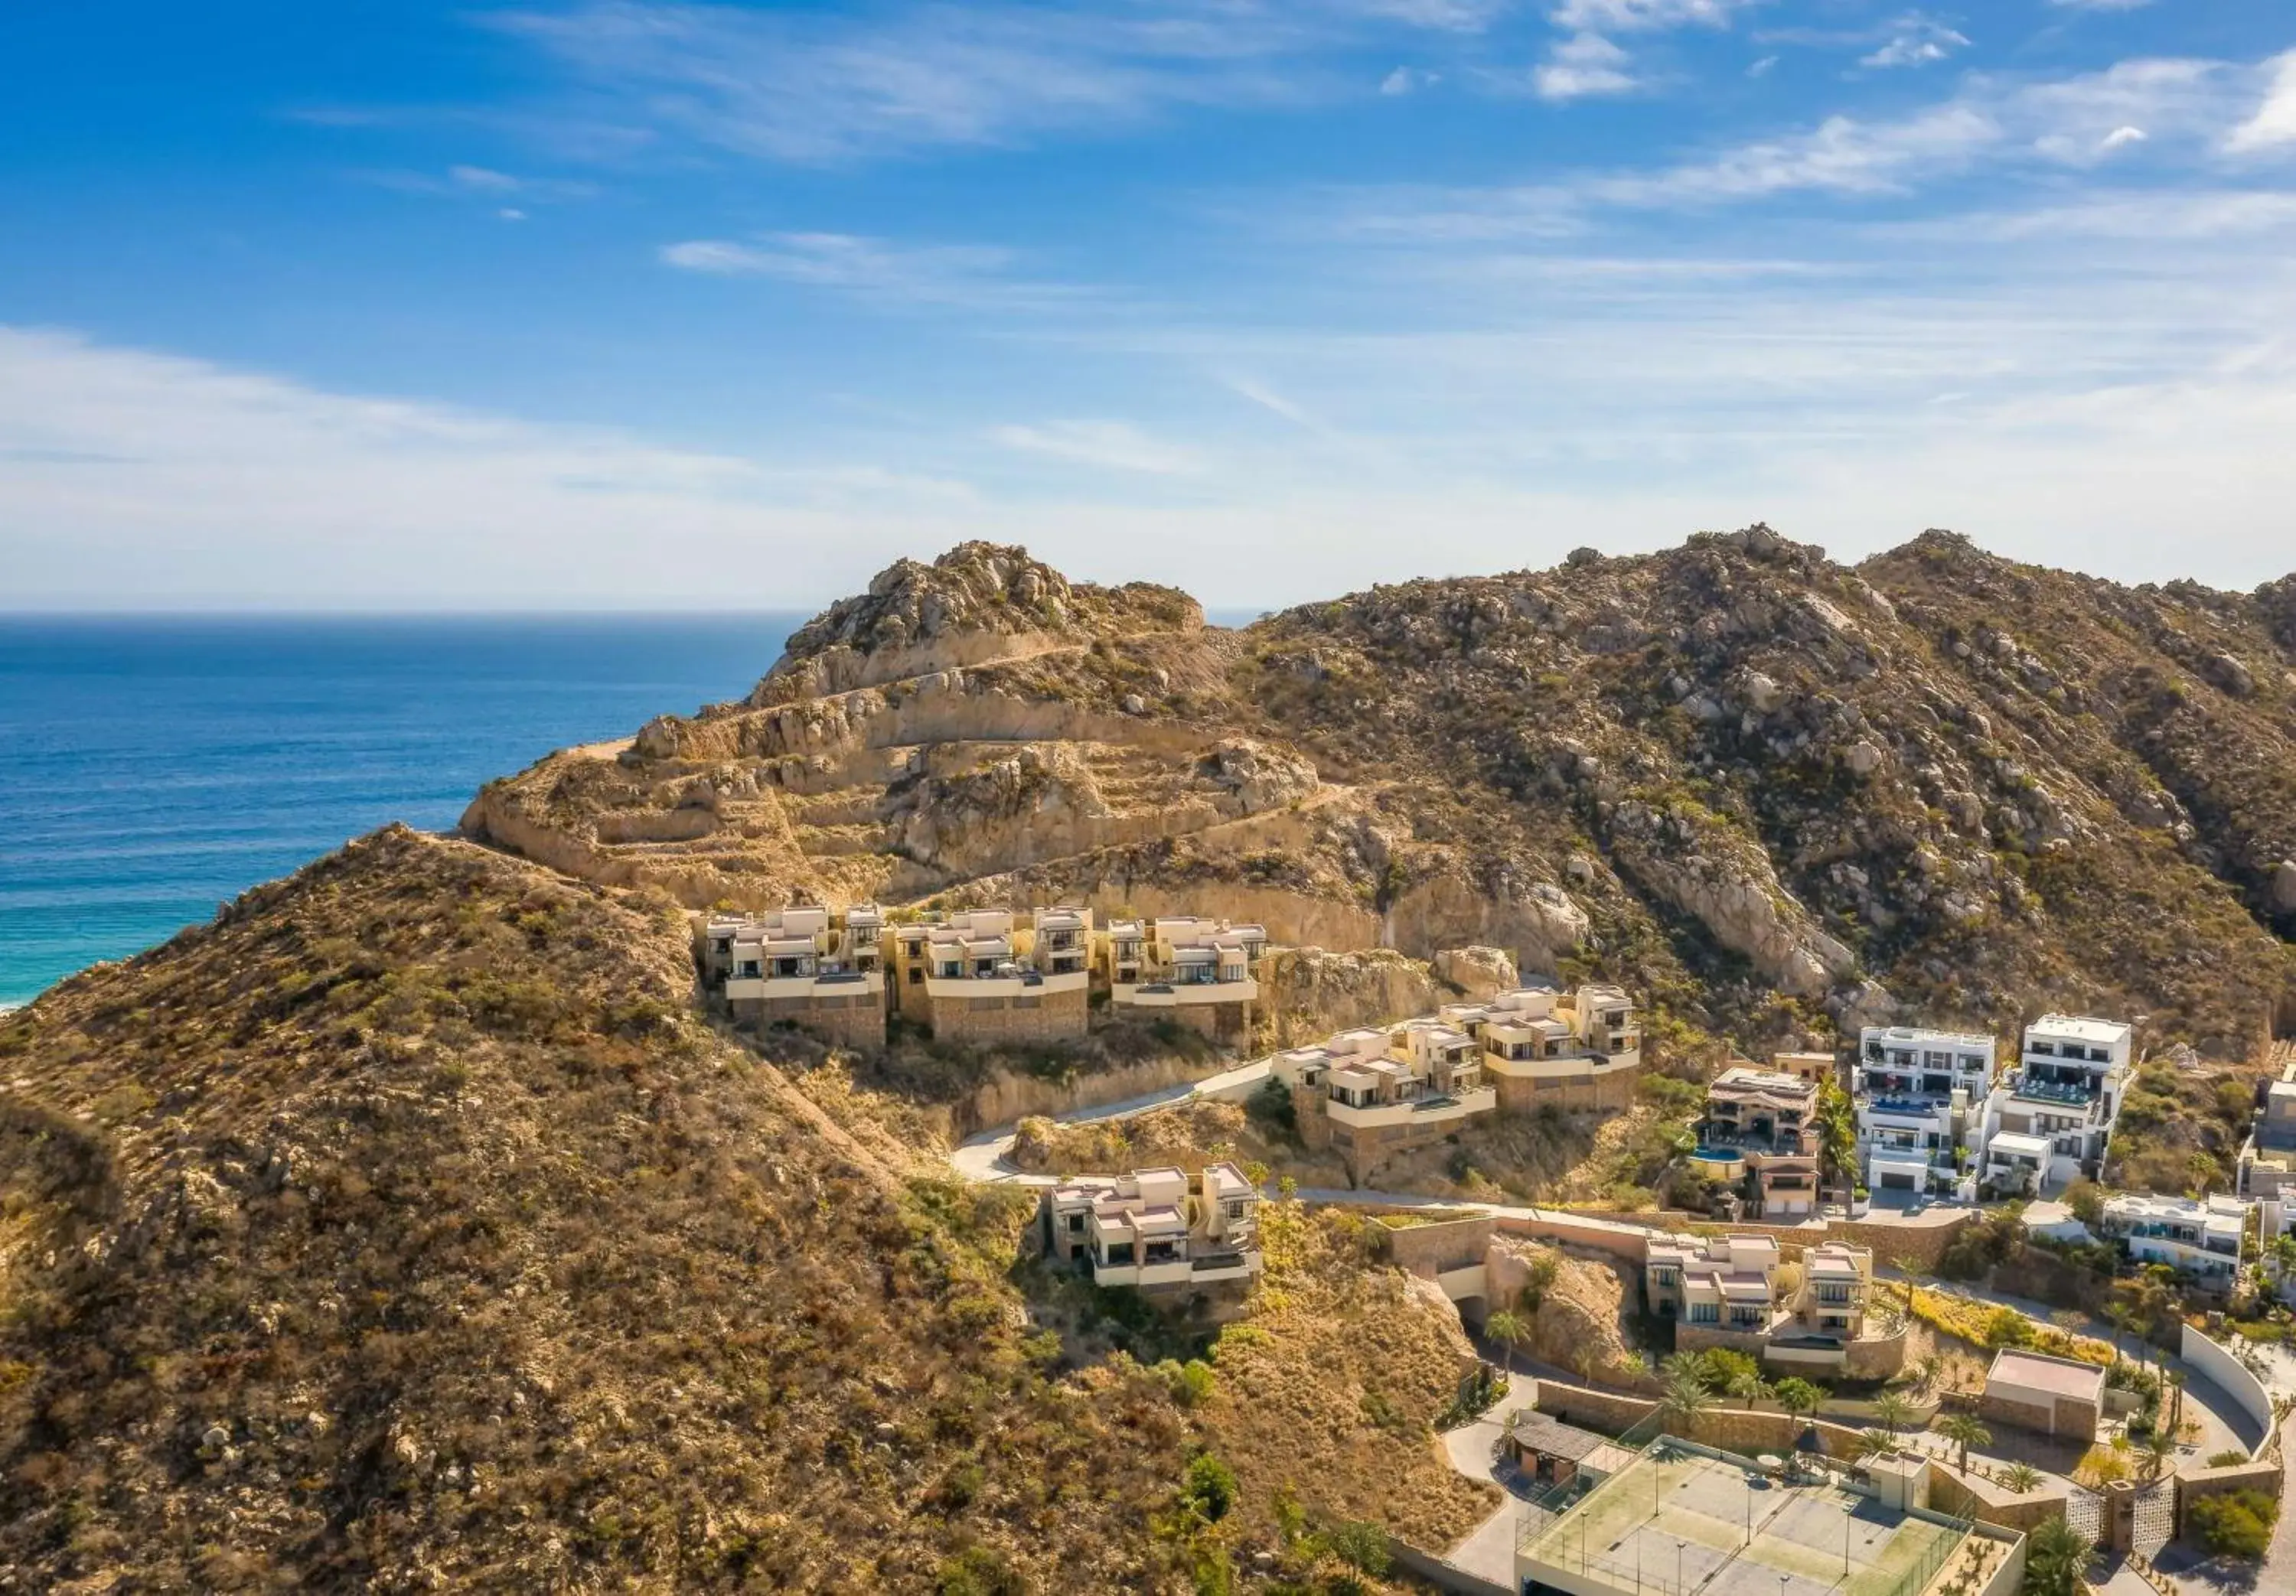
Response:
[[1548, 0, 1753, 32], [658, 232, 1101, 314], [989, 419, 1206, 474], [365, 163, 594, 205], [2226, 48, 2296, 153], [1859, 15, 1968, 72], [490, 0, 1508, 164], [2048, 0, 2151, 11], [0, 327, 983, 607]]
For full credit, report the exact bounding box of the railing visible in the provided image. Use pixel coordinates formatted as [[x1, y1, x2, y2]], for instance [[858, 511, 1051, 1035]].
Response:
[[2010, 1074, 2099, 1106]]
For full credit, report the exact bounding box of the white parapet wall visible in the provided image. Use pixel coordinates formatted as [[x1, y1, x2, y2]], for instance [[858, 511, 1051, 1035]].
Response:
[[2180, 1323, 2277, 1457]]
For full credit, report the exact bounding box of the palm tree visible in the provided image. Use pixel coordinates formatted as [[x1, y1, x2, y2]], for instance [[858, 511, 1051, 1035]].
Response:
[[1871, 1389, 1917, 1439], [1726, 1369, 1771, 1410], [1484, 1310, 1528, 1377], [1893, 1256, 1932, 1320], [1773, 1377, 1824, 1432], [1936, 1413, 1991, 1474], [2141, 1425, 2177, 1483], [2021, 1516, 2094, 1596], [1662, 1350, 1711, 1390], [1660, 1373, 1712, 1438], [1854, 1427, 1898, 1462], [2001, 1461, 2042, 1494]]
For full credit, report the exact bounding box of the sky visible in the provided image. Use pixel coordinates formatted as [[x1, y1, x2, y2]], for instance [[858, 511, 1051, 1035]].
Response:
[[2, 0, 2294, 611]]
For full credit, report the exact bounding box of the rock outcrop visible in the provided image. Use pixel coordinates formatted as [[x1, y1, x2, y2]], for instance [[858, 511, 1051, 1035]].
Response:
[[468, 529, 2296, 1058]]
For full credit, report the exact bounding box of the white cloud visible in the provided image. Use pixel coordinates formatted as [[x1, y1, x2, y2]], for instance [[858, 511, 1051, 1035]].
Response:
[[498, 207, 530, 221], [2048, 0, 2151, 10], [989, 419, 1205, 475], [1860, 18, 1968, 72], [658, 232, 1101, 314], [2099, 124, 2147, 151], [491, 0, 1511, 164], [1381, 65, 1440, 95], [1550, 0, 1750, 32], [2226, 49, 2296, 153], [1747, 54, 1777, 78], [1534, 31, 1639, 100], [0, 327, 990, 608], [448, 164, 522, 191]]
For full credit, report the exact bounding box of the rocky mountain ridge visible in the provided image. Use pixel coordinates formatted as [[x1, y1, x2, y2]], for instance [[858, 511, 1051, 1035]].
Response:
[[468, 533, 2296, 1058]]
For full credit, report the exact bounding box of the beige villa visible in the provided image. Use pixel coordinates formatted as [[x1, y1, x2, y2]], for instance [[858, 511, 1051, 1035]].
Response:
[[699, 904, 887, 1048], [888, 906, 1094, 1044], [1274, 1020, 1497, 1177], [1041, 1163, 1263, 1303], [1103, 915, 1267, 1041], [1441, 982, 1642, 1112], [1694, 1065, 1824, 1219]]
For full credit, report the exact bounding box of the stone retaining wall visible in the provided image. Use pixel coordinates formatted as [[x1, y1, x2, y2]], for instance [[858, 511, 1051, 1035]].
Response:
[[1379, 1213, 1497, 1279], [1926, 1465, 2069, 1534], [2174, 1456, 2285, 1536]]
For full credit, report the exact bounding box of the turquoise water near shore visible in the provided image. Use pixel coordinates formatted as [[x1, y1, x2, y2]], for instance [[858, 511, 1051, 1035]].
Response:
[[0, 614, 801, 1006]]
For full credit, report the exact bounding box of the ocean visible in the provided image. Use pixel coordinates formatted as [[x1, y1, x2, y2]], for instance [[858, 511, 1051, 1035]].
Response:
[[0, 614, 802, 1008]]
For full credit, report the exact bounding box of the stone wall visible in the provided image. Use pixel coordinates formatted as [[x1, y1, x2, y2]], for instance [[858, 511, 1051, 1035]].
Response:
[[1384, 1536, 1510, 1596], [1491, 1065, 1639, 1115], [731, 992, 887, 1050], [1527, 1382, 1869, 1462], [1926, 1465, 2069, 1534], [1569, 1209, 1977, 1272], [926, 985, 1089, 1045], [1379, 1214, 1497, 1279], [1977, 1387, 2096, 1444], [1841, 1325, 1913, 1381]]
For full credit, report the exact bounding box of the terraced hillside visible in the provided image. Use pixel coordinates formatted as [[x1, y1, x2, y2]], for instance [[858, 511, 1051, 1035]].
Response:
[[469, 534, 2296, 1060]]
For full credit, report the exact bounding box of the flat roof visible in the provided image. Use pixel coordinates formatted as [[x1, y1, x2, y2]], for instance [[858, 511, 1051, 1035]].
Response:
[[2027, 1015, 2131, 1044], [1509, 1411, 1613, 1462], [1987, 1131, 2053, 1158], [1988, 1348, 2105, 1402], [1865, 1025, 1995, 1049]]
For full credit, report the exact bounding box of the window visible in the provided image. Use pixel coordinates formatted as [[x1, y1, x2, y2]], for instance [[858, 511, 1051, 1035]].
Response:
[[1068, 1214, 1084, 1233], [1690, 1304, 1719, 1324]]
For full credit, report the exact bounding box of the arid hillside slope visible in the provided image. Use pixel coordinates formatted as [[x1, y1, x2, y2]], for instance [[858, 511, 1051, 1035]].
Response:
[[470, 534, 2296, 1057], [0, 828, 1485, 1591]]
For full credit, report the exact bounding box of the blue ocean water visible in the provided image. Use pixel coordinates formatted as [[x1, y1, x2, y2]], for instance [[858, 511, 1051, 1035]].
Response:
[[0, 614, 801, 1007]]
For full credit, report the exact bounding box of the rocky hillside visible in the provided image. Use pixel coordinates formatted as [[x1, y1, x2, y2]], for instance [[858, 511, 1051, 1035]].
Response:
[[471, 534, 2296, 1060], [0, 828, 1487, 1591]]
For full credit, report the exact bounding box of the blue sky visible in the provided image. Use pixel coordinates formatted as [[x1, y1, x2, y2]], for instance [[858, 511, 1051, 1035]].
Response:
[[3, 0, 2294, 609]]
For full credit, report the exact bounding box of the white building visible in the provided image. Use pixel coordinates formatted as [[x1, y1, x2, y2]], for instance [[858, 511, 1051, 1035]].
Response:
[[1974, 1015, 2134, 1194], [2098, 1192, 2246, 1285], [1855, 1025, 1994, 1197]]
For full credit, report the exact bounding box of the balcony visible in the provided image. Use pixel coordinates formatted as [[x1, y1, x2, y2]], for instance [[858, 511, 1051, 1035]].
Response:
[[1113, 977, 1258, 1008], [1323, 1086, 1497, 1130], [2008, 1073, 2099, 1107]]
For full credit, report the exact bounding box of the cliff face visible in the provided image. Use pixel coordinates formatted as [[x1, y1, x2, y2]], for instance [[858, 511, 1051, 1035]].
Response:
[[470, 532, 2296, 1058]]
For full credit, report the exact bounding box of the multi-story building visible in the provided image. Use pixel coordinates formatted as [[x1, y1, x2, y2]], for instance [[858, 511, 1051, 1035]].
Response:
[[1768, 1050, 1838, 1088], [1443, 982, 1642, 1112], [1694, 1066, 1822, 1219], [1104, 915, 1267, 1041], [1974, 1015, 2134, 1194], [698, 904, 887, 1048], [1273, 1020, 1497, 1178], [2098, 1192, 2246, 1285], [886, 906, 1094, 1044], [2236, 1056, 2296, 1200], [1791, 1242, 1872, 1342], [1041, 1162, 1263, 1301], [1855, 1025, 1994, 1198], [1644, 1232, 1782, 1333]]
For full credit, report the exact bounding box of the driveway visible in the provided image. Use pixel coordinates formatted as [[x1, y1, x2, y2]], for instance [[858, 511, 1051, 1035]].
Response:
[[1438, 1358, 1544, 1586]]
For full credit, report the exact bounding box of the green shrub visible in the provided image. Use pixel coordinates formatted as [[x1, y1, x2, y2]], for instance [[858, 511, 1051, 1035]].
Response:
[[2187, 1489, 2276, 1559], [2206, 1449, 2250, 1467], [1182, 1453, 1238, 1523], [936, 1545, 1026, 1595]]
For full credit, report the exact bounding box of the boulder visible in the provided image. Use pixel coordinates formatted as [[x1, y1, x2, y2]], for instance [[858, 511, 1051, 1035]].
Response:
[[2203, 653, 2256, 698], [2274, 860, 2296, 914], [1432, 945, 1519, 1002]]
